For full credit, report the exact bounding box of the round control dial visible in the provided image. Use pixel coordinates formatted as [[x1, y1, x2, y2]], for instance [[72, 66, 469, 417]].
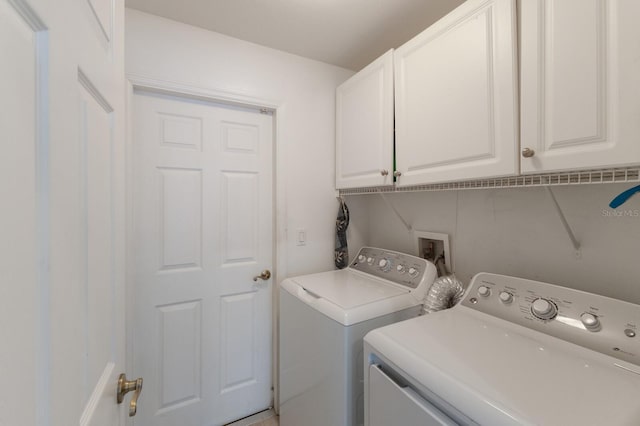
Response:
[[580, 313, 601, 332], [396, 265, 406, 274], [366, 257, 374, 265], [477, 286, 491, 297], [357, 255, 366, 263], [378, 258, 391, 272], [531, 298, 558, 320], [499, 291, 513, 304], [408, 267, 419, 277]]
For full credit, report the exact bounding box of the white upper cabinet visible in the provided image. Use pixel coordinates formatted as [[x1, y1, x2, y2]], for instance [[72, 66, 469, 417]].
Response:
[[394, 0, 519, 186], [336, 50, 394, 189], [520, 0, 640, 173]]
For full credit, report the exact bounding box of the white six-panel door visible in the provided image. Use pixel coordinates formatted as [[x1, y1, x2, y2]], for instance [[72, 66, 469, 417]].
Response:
[[520, 0, 640, 173], [0, 0, 126, 425], [131, 90, 273, 426]]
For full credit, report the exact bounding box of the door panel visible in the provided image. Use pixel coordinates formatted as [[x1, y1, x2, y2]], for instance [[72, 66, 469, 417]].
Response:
[[87, 0, 113, 41], [132, 91, 273, 426], [220, 292, 258, 391], [157, 300, 202, 412], [2, 0, 126, 425], [158, 167, 203, 270], [520, 0, 640, 172], [368, 365, 455, 426], [336, 50, 394, 189], [221, 172, 259, 263], [79, 76, 116, 405], [402, 11, 494, 165], [394, 0, 518, 185]]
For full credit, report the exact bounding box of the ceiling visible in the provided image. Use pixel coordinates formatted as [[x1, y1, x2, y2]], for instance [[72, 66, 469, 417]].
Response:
[[124, 0, 465, 71]]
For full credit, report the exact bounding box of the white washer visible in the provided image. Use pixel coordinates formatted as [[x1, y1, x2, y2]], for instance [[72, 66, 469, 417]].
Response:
[[364, 273, 640, 425], [279, 247, 437, 426]]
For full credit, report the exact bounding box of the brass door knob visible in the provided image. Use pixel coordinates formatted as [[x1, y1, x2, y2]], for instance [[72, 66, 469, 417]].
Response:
[[117, 373, 143, 417], [522, 148, 535, 158], [253, 270, 271, 281]]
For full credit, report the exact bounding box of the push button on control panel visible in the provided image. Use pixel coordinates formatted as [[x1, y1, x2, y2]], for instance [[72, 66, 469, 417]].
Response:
[[477, 286, 491, 297], [580, 313, 601, 332], [499, 291, 513, 304]]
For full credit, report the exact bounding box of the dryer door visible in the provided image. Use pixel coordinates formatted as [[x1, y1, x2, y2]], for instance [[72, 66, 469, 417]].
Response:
[[368, 365, 456, 426]]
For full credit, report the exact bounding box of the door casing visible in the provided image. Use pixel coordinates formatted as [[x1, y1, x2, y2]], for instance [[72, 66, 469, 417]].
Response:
[[124, 75, 288, 419]]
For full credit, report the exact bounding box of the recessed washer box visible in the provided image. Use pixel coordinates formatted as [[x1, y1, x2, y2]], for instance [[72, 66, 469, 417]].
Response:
[[413, 230, 451, 275]]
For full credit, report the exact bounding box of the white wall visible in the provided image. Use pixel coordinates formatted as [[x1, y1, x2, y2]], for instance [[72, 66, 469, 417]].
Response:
[[352, 183, 640, 304], [125, 9, 354, 279]]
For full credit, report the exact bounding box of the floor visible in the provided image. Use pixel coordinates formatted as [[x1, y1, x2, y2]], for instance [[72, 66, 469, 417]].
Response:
[[226, 409, 278, 426]]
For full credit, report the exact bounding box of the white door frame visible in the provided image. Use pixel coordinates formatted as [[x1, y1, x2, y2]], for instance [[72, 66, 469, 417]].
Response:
[[124, 74, 287, 422]]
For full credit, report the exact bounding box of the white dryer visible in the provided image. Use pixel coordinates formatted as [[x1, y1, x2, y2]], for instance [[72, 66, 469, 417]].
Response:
[[278, 247, 437, 426], [364, 273, 640, 425]]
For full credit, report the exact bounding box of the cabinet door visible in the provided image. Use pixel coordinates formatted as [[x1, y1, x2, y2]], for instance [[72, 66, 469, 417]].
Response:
[[336, 50, 394, 189], [520, 0, 640, 173], [394, 0, 518, 186]]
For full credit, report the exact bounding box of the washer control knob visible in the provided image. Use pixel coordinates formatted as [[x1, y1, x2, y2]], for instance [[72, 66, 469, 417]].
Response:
[[408, 267, 419, 277], [499, 291, 513, 304], [531, 298, 557, 320], [357, 255, 366, 263], [580, 313, 601, 332], [378, 258, 391, 272], [477, 286, 491, 297], [396, 265, 406, 274], [366, 257, 374, 265]]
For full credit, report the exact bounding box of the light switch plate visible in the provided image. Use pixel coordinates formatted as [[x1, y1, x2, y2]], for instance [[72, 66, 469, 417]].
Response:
[[296, 229, 307, 246]]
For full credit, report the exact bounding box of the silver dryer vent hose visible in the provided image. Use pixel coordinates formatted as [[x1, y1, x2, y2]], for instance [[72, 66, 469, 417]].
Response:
[[422, 275, 465, 315]]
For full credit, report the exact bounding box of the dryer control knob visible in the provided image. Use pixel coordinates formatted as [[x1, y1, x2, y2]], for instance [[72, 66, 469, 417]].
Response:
[[499, 291, 513, 304], [408, 267, 419, 277], [531, 298, 557, 320], [357, 255, 366, 263], [580, 313, 601, 332], [378, 258, 391, 272], [478, 286, 491, 297]]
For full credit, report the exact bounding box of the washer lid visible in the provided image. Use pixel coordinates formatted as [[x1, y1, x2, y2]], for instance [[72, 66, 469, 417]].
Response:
[[292, 269, 407, 309], [365, 308, 640, 425], [281, 269, 419, 326]]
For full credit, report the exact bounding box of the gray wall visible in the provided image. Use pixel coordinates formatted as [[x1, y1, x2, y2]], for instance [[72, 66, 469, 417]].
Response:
[[346, 182, 640, 304]]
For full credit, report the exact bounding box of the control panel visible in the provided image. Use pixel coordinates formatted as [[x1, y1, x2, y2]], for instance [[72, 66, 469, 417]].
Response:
[[350, 247, 429, 290], [461, 273, 640, 367]]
